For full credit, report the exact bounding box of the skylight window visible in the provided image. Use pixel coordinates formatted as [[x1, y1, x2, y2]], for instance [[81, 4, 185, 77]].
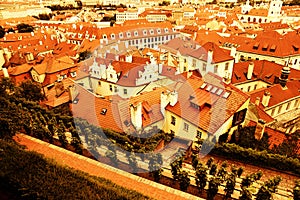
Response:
[[200, 83, 207, 89], [211, 87, 218, 94], [216, 89, 223, 96], [222, 91, 231, 99], [100, 108, 107, 115], [206, 85, 212, 91]]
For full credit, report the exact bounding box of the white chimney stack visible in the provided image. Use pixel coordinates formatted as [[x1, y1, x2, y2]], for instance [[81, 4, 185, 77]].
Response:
[[261, 91, 271, 107], [130, 102, 142, 130], [2, 67, 9, 78], [169, 91, 178, 106], [247, 62, 254, 80], [207, 49, 213, 65], [255, 97, 260, 106], [230, 46, 236, 62], [125, 54, 132, 63]]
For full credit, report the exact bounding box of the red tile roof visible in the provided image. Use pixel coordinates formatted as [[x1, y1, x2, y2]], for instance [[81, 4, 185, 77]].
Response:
[[166, 73, 249, 134], [232, 60, 300, 84], [249, 80, 300, 108]]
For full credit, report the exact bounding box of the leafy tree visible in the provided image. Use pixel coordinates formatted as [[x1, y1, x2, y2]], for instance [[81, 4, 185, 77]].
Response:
[[240, 187, 252, 200], [105, 149, 118, 166], [0, 26, 5, 38], [148, 154, 163, 182], [206, 157, 214, 168], [237, 167, 244, 177], [191, 152, 199, 170], [207, 177, 221, 200], [294, 180, 300, 200], [57, 121, 68, 147], [224, 173, 236, 199], [272, 131, 300, 157], [195, 165, 208, 193], [178, 171, 190, 192], [79, 50, 92, 62], [256, 176, 282, 200], [17, 23, 34, 33], [71, 136, 83, 154], [128, 153, 138, 173], [0, 78, 15, 97], [209, 163, 218, 176], [170, 156, 183, 181]]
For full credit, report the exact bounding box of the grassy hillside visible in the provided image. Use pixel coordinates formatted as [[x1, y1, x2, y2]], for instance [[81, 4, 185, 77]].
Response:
[[0, 139, 151, 200]]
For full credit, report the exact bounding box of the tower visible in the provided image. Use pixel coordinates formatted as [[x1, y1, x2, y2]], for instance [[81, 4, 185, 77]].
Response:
[[268, 0, 283, 18]]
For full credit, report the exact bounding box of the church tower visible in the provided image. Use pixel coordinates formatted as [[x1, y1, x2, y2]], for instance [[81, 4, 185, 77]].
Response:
[[268, 0, 283, 18]]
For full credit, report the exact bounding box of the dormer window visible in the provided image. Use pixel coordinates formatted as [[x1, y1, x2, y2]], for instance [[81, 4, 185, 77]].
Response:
[[143, 30, 147, 35], [126, 32, 131, 37], [100, 108, 107, 115], [172, 28, 176, 32], [157, 29, 161, 34], [111, 33, 115, 39], [262, 44, 269, 51], [293, 44, 299, 51], [103, 34, 107, 39], [70, 71, 77, 77], [119, 32, 123, 38], [134, 31, 138, 36], [165, 28, 169, 33], [150, 29, 154, 35]]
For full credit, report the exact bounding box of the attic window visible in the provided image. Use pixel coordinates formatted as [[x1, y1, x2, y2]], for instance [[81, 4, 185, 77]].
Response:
[[127, 32, 131, 37], [73, 98, 79, 104], [134, 31, 138, 36], [190, 102, 200, 110], [200, 83, 207, 89], [270, 44, 276, 52], [262, 44, 269, 51], [100, 108, 107, 115], [150, 29, 154, 35], [206, 85, 212, 91], [253, 42, 259, 50], [293, 44, 299, 51], [103, 34, 107, 39], [157, 29, 161, 34], [124, 120, 130, 127], [111, 33, 115, 39], [211, 87, 218, 94], [222, 91, 231, 99], [143, 30, 147, 35], [164, 28, 169, 33], [216, 89, 223, 96], [119, 33, 123, 38]]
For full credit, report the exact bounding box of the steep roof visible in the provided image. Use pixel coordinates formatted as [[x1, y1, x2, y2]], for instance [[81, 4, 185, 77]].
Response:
[[232, 60, 300, 84], [166, 73, 249, 134], [249, 80, 300, 108]]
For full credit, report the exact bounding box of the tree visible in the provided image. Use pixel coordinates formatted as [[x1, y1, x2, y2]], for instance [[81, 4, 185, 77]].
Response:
[[240, 187, 253, 200], [206, 157, 214, 168], [71, 136, 83, 154], [294, 180, 300, 200], [57, 121, 68, 147], [170, 156, 183, 181], [18, 80, 45, 102], [148, 154, 163, 182], [178, 171, 190, 192], [207, 177, 221, 200], [0, 26, 5, 38], [128, 153, 138, 173], [195, 165, 208, 193], [224, 173, 236, 199], [256, 176, 282, 200], [237, 167, 244, 178], [209, 163, 218, 176], [17, 23, 34, 33], [105, 149, 118, 166]]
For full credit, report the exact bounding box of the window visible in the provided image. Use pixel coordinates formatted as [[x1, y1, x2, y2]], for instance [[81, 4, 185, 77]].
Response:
[[171, 116, 176, 125], [184, 123, 189, 131], [70, 71, 77, 77], [287, 102, 291, 110], [114, 86, 118, 92], [247, 86, 251, 92], [109, 85, 113, 91], [294, 99, 299, 108], [277, 105, 282, 114], [98, 81, 101, 86], [143, 30, 147, 35], [271, 108, 275, 116], [225, 63, 229, 71], [111, 33, 115, 39], [214, 65, 218, 73], [110, 74, 113, 78], [197, 130, 202, 138], [124, 89, 127, 95], [100, 108, 107, 115], [232, 108, 247, 126], [254, 84, 257, 90], [134, 31, 138, 36], [193, 59, 196, 68], [119, 33, 123, 38], [202, 63, 207, 71], [126, 32, 131, 37]]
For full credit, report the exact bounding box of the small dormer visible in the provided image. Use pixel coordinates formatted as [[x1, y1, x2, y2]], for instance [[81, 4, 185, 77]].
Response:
[[157, 28, 161, 34], [119, 32, 123, 38], [150, 29, 154, 35], [111, 33, 115, 39], [143, 30, 147, 35], [134, 31, 138, 37], [126, 31, 131, 38], [103, 34, 107, 39], [164, 28, 169, 33]]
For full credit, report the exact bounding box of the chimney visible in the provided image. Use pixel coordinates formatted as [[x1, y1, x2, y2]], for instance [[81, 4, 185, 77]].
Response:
[[2, 67, 9, 78], [207, 49, 213, 65], [31, 32, 34, 36], [279, 66, 290, 88], [255, 97, 260, 106], [130, 102, 142, 130], [254, 119, 266, 140], [39, 40, 43, 45], [261, 91, 271, 107], [68, 84, 78, 101], [169, 91, 178, 106], [230, 46, 236, 62], [247, 62, 254, 79], [158, 63, 163, 74]]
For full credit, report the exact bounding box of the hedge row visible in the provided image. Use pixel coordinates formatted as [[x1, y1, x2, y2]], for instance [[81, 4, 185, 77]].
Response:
[[0, 140, 150, 200], [211, 143, 300, 175]]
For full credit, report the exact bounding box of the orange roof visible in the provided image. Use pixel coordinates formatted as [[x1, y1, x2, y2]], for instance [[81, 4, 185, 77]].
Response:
[[166, 73, 249, 134], [194, 30, 224, 45], [249, 80, 300, 108], [232, 60, 300, 84]]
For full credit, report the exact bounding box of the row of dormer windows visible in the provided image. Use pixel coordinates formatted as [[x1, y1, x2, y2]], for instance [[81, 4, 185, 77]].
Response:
[[105, 28, 173, 40]]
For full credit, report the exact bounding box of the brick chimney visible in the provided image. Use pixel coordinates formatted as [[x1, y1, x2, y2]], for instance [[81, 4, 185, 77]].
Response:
[[261, 91, 271, 107]]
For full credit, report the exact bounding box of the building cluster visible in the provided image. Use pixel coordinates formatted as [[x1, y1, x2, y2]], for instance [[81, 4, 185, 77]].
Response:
[[1, 0, 300, 154]]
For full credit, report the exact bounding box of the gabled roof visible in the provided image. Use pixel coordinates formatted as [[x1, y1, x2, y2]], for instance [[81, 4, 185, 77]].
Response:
[[232, 60, 300, 84], [166, 73, 249, 134], [188, 42, 234, 63], [249, 80, 300, 108], [194, 30, 224, 46], [159, 37, 199, 55]]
